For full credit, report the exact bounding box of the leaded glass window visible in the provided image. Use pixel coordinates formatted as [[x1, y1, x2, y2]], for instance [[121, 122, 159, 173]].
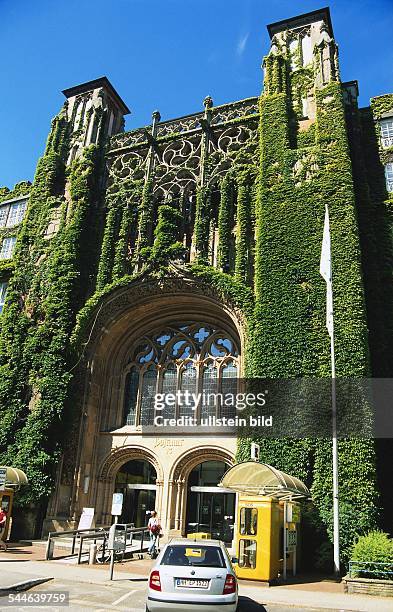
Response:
[[381, 119, 393, 149], [385, 163, 393, 193], [0, 205, 9, 228], [123, 322, 239, 426], [0, 282, 8, 314], [0, 237, 16, 260], [124, 367, 139, 425], [6, 200, 27, 227], [0, 199, 27, 228]]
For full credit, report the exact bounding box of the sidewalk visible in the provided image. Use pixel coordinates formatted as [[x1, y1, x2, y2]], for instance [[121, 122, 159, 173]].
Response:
[[1, 544, 393, 611], [239, 579, 393, 612], [0, 544, 150, 588]]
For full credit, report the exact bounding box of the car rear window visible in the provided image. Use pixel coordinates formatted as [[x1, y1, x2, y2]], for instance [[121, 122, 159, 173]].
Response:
[[161, 545, 225, 568]]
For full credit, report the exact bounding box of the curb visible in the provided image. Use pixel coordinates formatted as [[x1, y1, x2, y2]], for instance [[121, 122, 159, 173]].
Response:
[[254, 602, 358, 612], [0, 577, 53, 594]]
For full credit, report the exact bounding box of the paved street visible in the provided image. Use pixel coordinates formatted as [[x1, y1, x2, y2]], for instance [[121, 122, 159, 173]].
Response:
[[1, 546, 393, 612], [0, 578, 336, 612]]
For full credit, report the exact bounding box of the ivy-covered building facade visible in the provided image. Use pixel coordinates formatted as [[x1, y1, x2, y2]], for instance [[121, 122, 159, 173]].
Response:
[[1, 8, 392, 564]]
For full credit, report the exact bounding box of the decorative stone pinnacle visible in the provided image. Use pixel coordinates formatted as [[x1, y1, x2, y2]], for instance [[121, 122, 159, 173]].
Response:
[[203, 96, 213, 109], [152, 110, 161, 122]]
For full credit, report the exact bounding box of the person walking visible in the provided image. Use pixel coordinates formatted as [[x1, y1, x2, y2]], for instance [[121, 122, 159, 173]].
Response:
[[147, 510, 161, 558], [0, 508, 7, 551]]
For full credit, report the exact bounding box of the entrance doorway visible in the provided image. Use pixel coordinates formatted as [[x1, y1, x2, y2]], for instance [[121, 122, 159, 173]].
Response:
[[115, 459, 156, 527], [186, 461, 235, 543]]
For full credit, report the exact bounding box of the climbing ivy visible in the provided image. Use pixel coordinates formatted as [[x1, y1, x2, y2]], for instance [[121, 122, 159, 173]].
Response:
[[234, 168, 255, 285], [0, 102, 104, 507], [217, 173, 235, 272], [193, 187, 211, 264], [150, 202, 186, 265], [246, 52, 379, 567], [135, 179, 154, 261]]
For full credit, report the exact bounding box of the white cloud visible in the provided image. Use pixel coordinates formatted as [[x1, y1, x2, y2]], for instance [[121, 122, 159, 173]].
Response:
[[236, 32, 249, 57]]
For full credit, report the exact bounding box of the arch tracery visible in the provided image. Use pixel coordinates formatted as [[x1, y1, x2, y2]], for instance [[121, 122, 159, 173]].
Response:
[[98, 445, 163, 482], [171, 446, 235, 482], [123, 321, 240, 427]]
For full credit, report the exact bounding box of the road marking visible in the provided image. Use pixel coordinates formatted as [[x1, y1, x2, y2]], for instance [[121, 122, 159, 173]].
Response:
[[112, 589, 138, 606], [71, 600, 128, 610]]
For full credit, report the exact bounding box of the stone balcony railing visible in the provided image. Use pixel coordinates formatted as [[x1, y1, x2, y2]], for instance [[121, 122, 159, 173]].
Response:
[[109, 97, 259, 153]]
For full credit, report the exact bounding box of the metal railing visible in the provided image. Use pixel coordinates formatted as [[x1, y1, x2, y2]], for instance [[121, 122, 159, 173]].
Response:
[[46, 524, 151, 563], [77, 529, 109, 564], [349, 560, 393, 580], [77, 524, 150, 564], [46, 526, 110, 560]]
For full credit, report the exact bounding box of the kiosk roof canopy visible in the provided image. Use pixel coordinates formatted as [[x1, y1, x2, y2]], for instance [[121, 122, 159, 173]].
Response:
[[219, 462, 310, 500], [0, 466, 28, 490]]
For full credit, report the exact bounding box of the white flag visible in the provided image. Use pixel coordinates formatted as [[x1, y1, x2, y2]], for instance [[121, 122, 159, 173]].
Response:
[[320, 205, 333, 337]]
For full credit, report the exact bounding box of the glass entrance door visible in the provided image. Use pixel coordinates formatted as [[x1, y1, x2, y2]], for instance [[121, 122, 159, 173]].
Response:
[[186, 489, 235, 542], [115, 459, 157, 526], [185, 460, 235, 543], [119, 486, 156, 526]]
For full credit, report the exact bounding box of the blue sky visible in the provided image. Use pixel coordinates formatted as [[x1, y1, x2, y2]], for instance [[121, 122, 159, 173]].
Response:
[[1, 0, 392, 189]]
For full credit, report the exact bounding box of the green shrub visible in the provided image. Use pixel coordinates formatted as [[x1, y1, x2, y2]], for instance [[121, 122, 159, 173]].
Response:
[[351, 531, 393, 579]]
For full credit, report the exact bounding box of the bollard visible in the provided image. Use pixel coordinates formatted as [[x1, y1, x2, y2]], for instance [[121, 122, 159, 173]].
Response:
[[46, 538, 54, 560], [89, 542, 97, 565]]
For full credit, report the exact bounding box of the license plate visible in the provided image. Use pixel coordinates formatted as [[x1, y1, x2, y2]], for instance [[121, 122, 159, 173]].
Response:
[[175, 578, 209, 589]]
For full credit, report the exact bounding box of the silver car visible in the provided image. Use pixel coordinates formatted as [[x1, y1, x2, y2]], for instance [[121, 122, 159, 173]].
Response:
[[146, 538, 238, 612]]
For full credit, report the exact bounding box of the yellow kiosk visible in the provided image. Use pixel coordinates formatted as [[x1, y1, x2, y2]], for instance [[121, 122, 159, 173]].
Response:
[[219, 462, 309, 582], [0, 466, 28, 542]]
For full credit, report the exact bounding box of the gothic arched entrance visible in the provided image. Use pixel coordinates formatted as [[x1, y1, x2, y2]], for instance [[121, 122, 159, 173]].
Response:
[[185, 460, 235, 543], [114, 459, 157, 526]]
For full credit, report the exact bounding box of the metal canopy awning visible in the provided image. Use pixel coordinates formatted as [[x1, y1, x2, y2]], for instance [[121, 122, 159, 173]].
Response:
[[0, 466, 28, 491], [219, 462, 310, 500]]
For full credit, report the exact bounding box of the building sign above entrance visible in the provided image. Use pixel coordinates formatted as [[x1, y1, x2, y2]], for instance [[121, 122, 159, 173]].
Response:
[[153, 438, 184, 455]]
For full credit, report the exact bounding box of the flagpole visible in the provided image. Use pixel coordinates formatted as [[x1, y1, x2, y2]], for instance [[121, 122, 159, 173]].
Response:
[[320, 205, 340, 577], [330, 293, 340, 577]]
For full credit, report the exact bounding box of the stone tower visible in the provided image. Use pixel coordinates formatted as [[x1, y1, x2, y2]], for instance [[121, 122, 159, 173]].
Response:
[[62, 76, 130, 164]]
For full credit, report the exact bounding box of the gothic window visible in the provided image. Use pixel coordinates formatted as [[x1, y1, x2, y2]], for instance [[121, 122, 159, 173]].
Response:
[[0, 237, 16, 260], [301, 35, 313, 65], [0, 205, 8, 227], [0, 198, 27, 228], [123, 322, 239, 427], [385, 163, 393, 193], [0, 282, 7, 314], [123, 367, 139, 425], [7, 200, 27, 227], [380, 119, 393, 149], [289, 37, 299, 70]]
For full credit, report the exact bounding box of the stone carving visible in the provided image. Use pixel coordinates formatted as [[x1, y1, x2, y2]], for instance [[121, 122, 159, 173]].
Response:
[[106, 97, 259, 200], [111, 127, 150, 150], [80, 268, 246, 359], [292, 152, 319, 185], [210, 99, 259, 125], [98, 445, 163, 480], [109, 148, 149, 182], [172, 447, 234, 481]]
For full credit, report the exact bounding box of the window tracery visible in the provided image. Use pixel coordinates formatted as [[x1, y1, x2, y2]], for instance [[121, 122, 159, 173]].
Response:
[[123, 322, 239, 427]]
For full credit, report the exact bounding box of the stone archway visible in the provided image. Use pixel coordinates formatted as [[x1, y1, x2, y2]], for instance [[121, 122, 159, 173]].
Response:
[[168, 447, 235, 533], [95, 445, 164, 525], [65, 269, 246, 531]]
